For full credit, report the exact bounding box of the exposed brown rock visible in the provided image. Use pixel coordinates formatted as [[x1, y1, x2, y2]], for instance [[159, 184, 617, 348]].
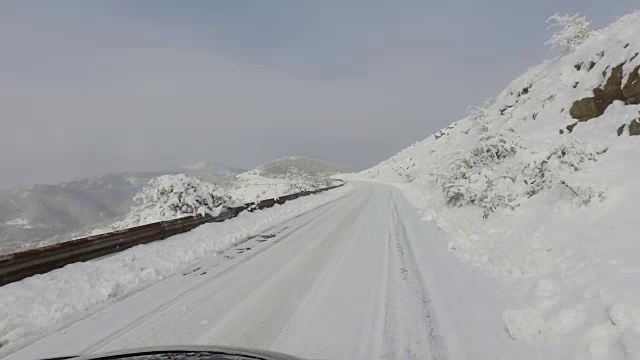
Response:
[[617, 124, 626, 136], [569, 63, 631, 121], [626, 95, 640, 105], [601, 64, 624, 98], [570, 98, 599, 121], [622, 65, 640, 100], [629, 119, 640, 136]]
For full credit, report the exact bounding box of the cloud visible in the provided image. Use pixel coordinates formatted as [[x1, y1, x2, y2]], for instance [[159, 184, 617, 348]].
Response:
[[0, 1, 637, 188]]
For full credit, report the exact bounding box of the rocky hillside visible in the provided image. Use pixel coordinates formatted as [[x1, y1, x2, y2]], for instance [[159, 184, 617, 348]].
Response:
[[361, 12, 640, 359]]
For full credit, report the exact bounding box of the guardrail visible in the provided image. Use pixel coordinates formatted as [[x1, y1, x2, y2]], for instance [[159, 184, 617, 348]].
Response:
[[0, 182, 345, 287]]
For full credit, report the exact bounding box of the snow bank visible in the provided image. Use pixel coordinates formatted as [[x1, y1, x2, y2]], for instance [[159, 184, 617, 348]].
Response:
[[0, 185, 351, 357], [358, 11, 640, 359]]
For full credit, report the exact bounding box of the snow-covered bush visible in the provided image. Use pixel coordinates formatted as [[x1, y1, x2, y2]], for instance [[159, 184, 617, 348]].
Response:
[[436, 134, 605, 216], [285, 169, 333, 193], [86, 174, 232, 234], [546, 13, 594, 52], [521, 141, 604, 200], [437, 131, 521, 209], [121, 174, 230, 226], [391, 157, 418, 182], [471, 131, 520, 164], [467, 98, 494, 132]]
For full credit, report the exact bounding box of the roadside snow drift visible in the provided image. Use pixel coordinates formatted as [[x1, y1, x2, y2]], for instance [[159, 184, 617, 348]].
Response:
[[360, 12, 640, 359]]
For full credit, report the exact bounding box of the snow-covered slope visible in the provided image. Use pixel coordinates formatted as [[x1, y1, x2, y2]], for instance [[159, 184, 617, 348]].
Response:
[[360, 12, 640, 359], [179, 161, 246, 183], [257, 156, 354, 178], [223, 157, 350, 203]]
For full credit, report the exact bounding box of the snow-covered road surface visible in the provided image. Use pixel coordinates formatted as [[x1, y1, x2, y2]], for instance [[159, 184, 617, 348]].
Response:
[[7, 182, 510, 360]]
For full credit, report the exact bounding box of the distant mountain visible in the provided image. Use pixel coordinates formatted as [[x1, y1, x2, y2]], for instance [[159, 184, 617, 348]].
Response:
[[256, 156, 355, 178], [0, 163, 244, 255], [180, 161, 246, 179], [0, 157, 350, 254]]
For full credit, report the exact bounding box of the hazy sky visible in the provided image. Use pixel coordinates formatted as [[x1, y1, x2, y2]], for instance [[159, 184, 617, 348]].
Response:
[[0, 1, 637, 189]]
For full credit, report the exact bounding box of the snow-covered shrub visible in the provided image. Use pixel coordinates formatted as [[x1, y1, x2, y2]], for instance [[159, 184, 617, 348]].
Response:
[[471, 131, 520, 164], [546, 13, 594, 52], [435, 134, 605, 217], [87, 174, 232, 234], [285, 169, 333, 193], [437, 131, 521, 209], [126, 174, 230, 224], [480, 175, 520, 218], [521, 141, 602, 198], [391, 157, 418, 182], [467, 98, 494, 132]]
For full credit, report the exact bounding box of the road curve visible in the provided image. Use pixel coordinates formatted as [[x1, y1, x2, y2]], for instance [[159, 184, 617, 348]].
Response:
[[8, 182, 508, 360]]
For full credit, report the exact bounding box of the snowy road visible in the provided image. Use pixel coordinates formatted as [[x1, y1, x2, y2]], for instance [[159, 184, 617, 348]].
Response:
[[8, 182, 509, 360]]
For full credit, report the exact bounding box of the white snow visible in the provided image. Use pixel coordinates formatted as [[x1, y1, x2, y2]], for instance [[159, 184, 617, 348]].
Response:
[[0, 161, 342, 255], [226, 172, 295, 203], [4, 183, 510, 360], [356, 11, 640, 359], [0, 185, 351, 357], [3, 11, 640, 360], [225, 171, 335, 204], [256, 156, 354, 178], [4, 218, 32, 229], [84, 174, 228, 235]]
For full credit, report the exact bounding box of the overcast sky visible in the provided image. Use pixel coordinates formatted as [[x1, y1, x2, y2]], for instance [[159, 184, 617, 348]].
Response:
[[0, 1, 637, 189]]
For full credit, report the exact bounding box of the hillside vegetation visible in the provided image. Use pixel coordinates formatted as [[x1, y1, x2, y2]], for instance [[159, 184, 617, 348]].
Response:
[[257, 156, 354, 178], [361, 12, 640, 359], [0, 163, 242, 254]]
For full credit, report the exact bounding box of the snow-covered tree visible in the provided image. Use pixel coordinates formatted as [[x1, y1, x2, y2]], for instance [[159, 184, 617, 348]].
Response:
[[546, 13, 594, 52], [94, 174, 232, 232], [129, 174, 230, 222]]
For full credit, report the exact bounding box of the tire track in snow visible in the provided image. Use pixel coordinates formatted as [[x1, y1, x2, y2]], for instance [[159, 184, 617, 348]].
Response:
[[78, 194, 353, 354], [9, 183, 457, 360], [383, 191, 448, 359]]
